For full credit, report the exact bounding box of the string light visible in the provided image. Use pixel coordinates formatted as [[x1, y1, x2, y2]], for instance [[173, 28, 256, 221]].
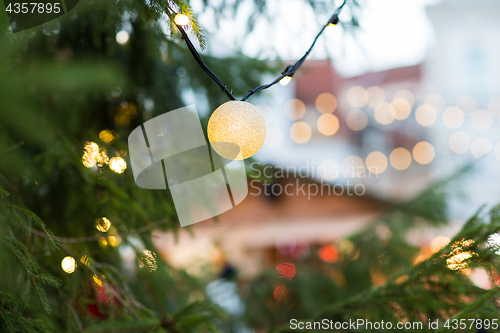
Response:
[[174, 13, 190, 26], [207, 101, 266, 159], [279, 76, 292, 86], [171, 0, 347, 102], [170, 2, 347, 158], [61, 256, 77, 274]]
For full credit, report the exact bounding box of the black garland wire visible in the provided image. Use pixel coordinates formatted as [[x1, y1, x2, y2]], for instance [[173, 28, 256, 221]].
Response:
[[174, 0, 348, 102]]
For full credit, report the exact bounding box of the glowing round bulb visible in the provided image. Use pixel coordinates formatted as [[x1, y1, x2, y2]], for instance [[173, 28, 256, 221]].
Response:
[[280, 76, 292, 86], [208, 101, 266, 160], [61, 256, 77, 274], [175, 13, 190, 26]]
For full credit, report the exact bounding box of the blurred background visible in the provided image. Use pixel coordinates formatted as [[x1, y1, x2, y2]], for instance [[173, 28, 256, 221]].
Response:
[[2, 0, 500, 332]]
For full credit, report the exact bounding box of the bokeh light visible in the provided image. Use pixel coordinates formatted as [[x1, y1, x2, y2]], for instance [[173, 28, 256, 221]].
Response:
[[116, 30, 129, 44], [317, 114, 339, 136], [290, 121, 312, 144], [346, 109, 368, 131], [174, 13, 190, 25], [284, 99, 306, 120], [365, 151, 388, 175], [449, 132, 471, 154], [393, 90, 414, 106], [264, 127, 284, 148], [315, 93, 337, 113], [342, 156, 365, 178], [61, 256, 77, 274], [318, 159, 341, 181], [424, 93, 445, 112], [365, 86, 385, 108], [431, 236, 450, 253], [317, 245, 339, 263], [412, 142, 435, 165], [442, 107, 464, 129], [82, 142, 109, 168], [389, 148, 412, 171], [471, 110, 492, 131], [390, 98, 412, 120], [415, 104, 437, 127], [109, 156, 127, 174], [80, 255, 91, 266], [99, 130, 115, 143], [346, 86, 366, 108], [374, 103, 395, 125], [471, 138, 493, 159], [96, 217, 111, 233], [108, 235, 122, 247]]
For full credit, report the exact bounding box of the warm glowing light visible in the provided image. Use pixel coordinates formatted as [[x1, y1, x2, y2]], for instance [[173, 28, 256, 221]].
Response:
[[264, 127, 284, 148], [116, 30, 129, 44], [412, 142, 435, 165], [174, 13, 190, 26], [284, 98, 306, 120], [318, 159, 341, 181], [82, 142, 109, 168], [365, 151, 388, 175], [279, 76, 292, 86], [449, 132, 471, 154], [346, 86, 366, 108], [389, 148, 412, 171], [471, 110, 492, 131], [390, 98, 412, 120], [315, 92, 337, 113], [442, 107, 464, 129], [456, 95, 476, 115], [446, 239, 476, 271], [374, 103, 395, 125], [109, 156, 127, 174], [424, 93, 445, 112], [61, 256, 77, 274], [93, 274, 104, 287], [108, 235, 122, 247], [99, 130, 115, 143], [276, 263, 296, 280], [208, 101, 266, 160], [415, 104, 437, 127], [141, 250, 158, 271], [290, 121, 312, 144], [447, 251, 473, 271], [346, 109, 368, 131], [80, 255, 91, 266], [471, 138, 492, 159], [317, 245, 339, 263], [430, 236, 450, 253], [365, 86, 385, 108], [317, 114, 339, 136], [96, 217, 111, 232], [393, 90, 414, 106], [342, 156, 365, 178]]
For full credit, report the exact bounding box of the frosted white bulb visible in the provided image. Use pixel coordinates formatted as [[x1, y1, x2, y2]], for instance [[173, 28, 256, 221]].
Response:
[[208, 101, 266, 160]]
